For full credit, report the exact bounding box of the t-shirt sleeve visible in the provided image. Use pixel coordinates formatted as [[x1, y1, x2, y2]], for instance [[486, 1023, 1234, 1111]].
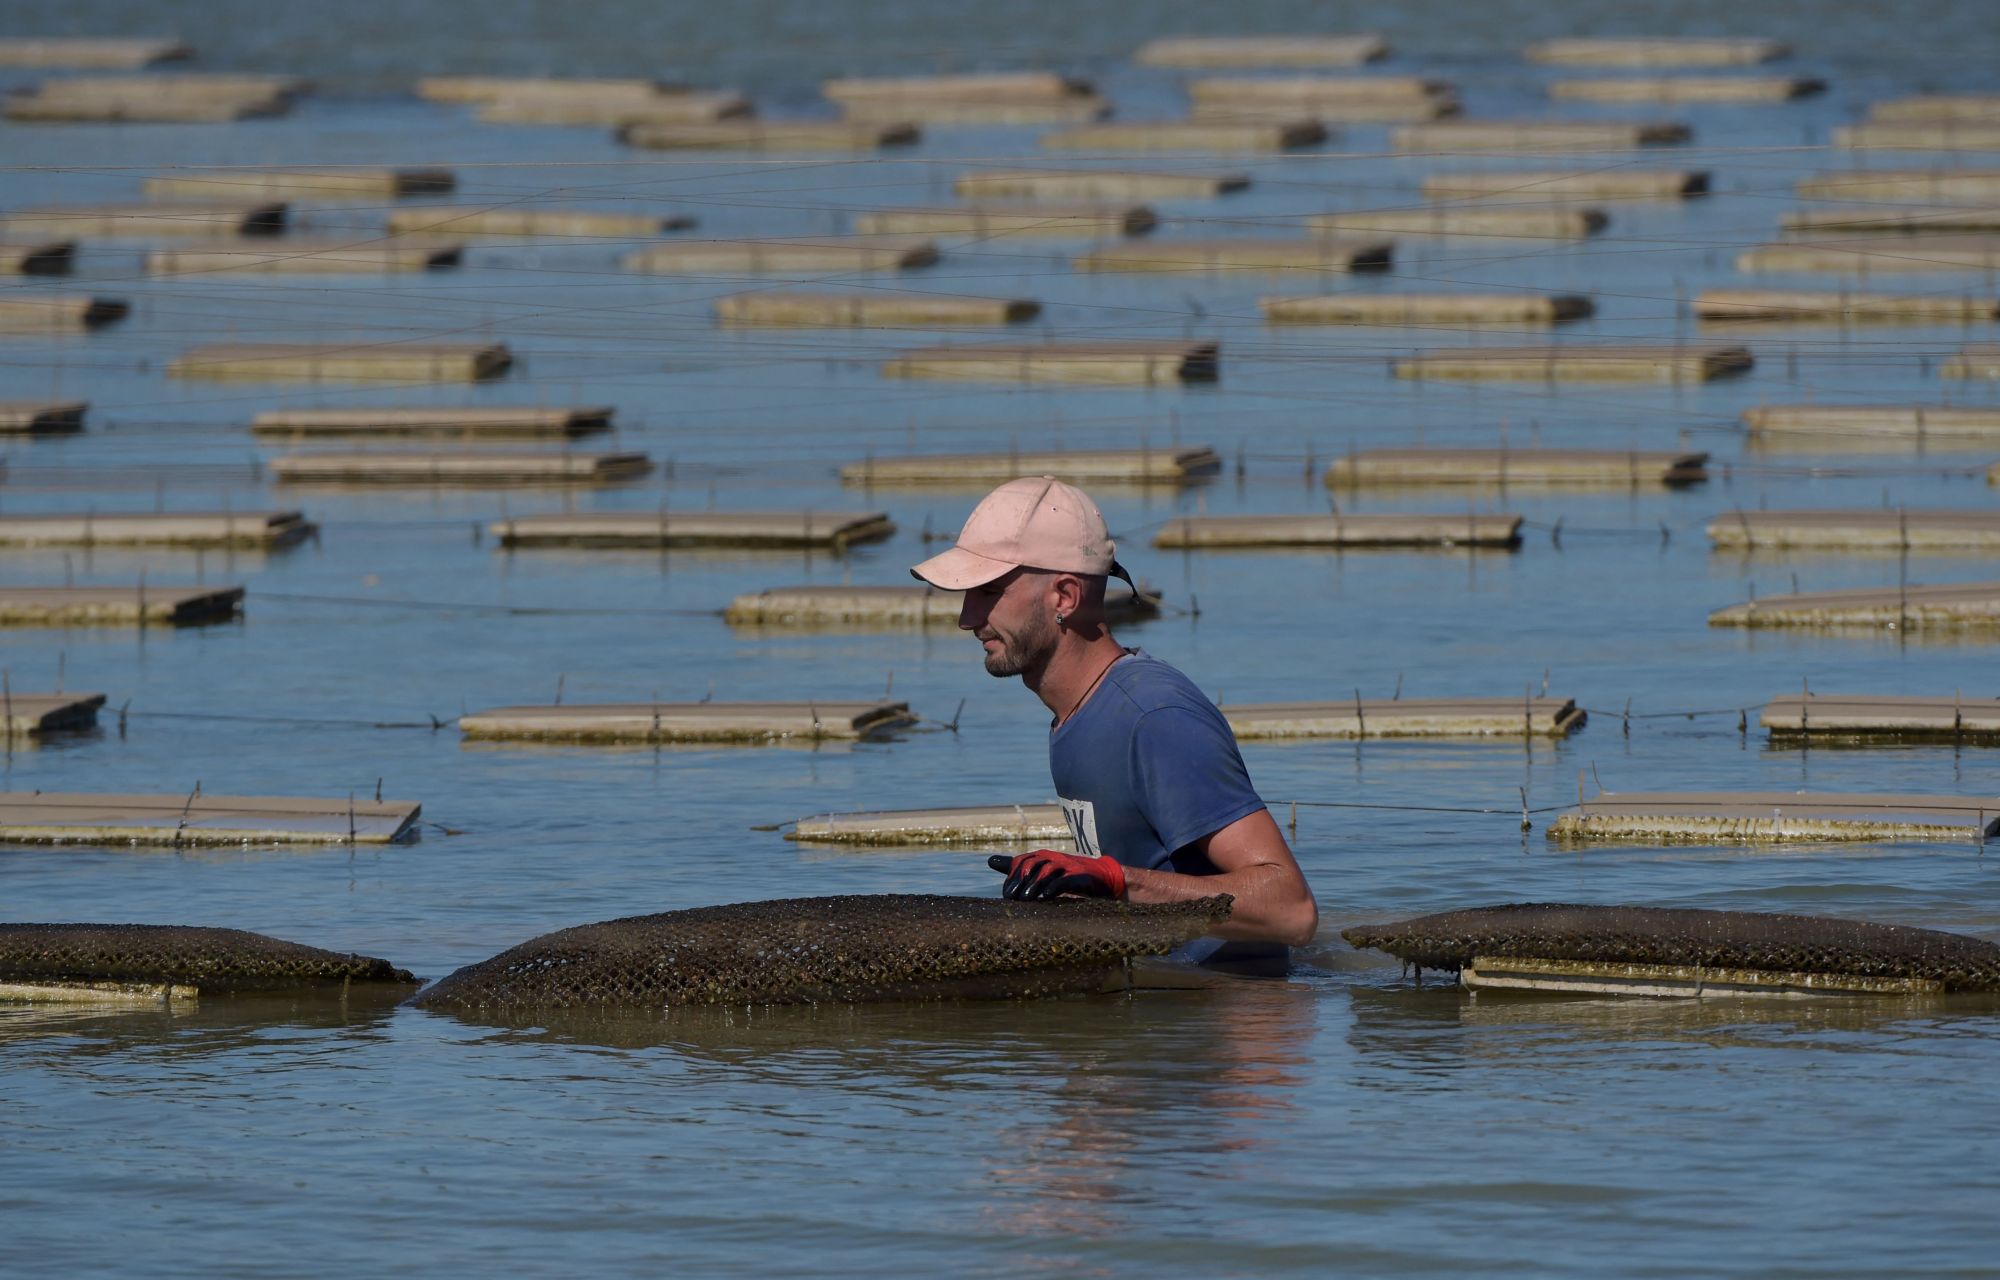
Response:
[[1127, 704, 1268, 857]]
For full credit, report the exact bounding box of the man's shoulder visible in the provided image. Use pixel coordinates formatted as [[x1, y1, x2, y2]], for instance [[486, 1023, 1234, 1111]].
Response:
[[1099, 652, 1218, 719]]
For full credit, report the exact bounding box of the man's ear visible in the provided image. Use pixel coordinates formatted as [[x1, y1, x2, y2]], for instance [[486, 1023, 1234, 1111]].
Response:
[[1048, 572, 1086, 618]]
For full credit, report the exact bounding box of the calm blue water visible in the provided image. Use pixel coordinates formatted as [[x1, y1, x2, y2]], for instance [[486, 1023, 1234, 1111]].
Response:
[[4, 2, 2000, 1275]]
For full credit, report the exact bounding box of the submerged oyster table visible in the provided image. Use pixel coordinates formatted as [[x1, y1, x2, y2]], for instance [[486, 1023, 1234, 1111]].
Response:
[[788, 803, 1072, 845], [1696, 290, 1999, 322], [1761, 693, 2000, 743], [0, 401, 87, 434], [142, 167, 455, 199], [714, 291, 1040, 326], [459, 701, 916, 743], [1, 693, 107, 736], [882, 340, 1219, 384], [1420, 169, 1708, 199], [489, 511, 896, 550], [0, 296, 129, 331], [1709, 581, 2000, 630], [253, 406, 608, 438], [1153, 513, 1523, 550], [1392, 344, 1751, 382], [953, 169, 1249, 199], [271, 451, 650, 485], [1742, 404, 2000, 445], [0, 586, 244, 627], [1325, 448, 1709, 488], [1262, 293, 1593, 324], [0, 512, 314, 549], [841, 447, 1221, 486], [0, 792, 422, 845], [1706, 510, 2000, 551], [1549, 791, 2000, 843], [725, 583, 1160, 627], [1, 203, 287, 237], [1224, 697, 1583, 739], [172, 343, 513, 382]]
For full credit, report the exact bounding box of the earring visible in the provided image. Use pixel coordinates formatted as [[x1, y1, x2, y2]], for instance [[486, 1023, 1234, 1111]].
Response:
[[1055, 612, 1067, 626]]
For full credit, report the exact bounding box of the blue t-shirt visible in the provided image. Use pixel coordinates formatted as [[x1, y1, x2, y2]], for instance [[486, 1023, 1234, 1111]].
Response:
[[1049, 651, 1268, 877]]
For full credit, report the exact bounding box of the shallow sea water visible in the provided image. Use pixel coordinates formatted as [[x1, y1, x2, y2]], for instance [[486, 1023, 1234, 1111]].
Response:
[[4, 1, 2000, 1275]]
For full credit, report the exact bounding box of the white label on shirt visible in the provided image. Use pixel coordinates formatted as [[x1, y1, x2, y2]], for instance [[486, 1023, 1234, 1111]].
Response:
[[1058, 796, 1102, 858]]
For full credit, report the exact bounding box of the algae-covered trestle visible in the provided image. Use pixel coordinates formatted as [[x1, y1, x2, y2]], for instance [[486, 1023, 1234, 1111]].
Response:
[[842, 447, 1221, 487], [0, 791, 422, 845], [1326, 448, 1709, 489], [0, 37, 191, 67], [1075, 239, 1391, 274], [1707, 509, 2000, 552], [1708, 581, 2000, 630], [1523, 37, 1789, 66], [1549, 76, 1822, 103], [0, 924, 416, 1002], [1342, 903, 2000, 997], [725, 583, 1161, 628], [2, 203, 288, 238], [1738, 237, 2000, 273], [952, 169, 1250, 200], [410, 894, 1231, 1010], [1742, 404, 2000, 445], [1, 693, 107, 736], [1041, 121, 1328, 152], [1762, 693, 2000, 743], [882, 340, 1219, 385], [460, 701, 916, 744], [1306, 208, 1605, 239], [0, 511, 314, 549], [490, 511, 896, 550], [1393, 344, 1751, 382], [1420, 169, 1708, 200], [0, 586, 244, 627], [789, 804, 1071, 845], [271, 451, 650, 486], [625, 235, 938, 273], [1944, 344, 2000, 379], [618, 122, 919, 151], [173, 343, 513, 383], [713, 291, 1038, 327], [147, 239, 463, 275], [1134, 35, 1388, 67], [1153, 513, 1523, 550], [1261, 293, 1593, 325], [253, 405, 606, 438], [143, 168, 455, 199], [1548, 791, 2000, 843], [1696, 290, 1998, 323], [1393, 120, 1691, 151], [852, 205, 1154, 238], [1224, 696, 1582, 739]]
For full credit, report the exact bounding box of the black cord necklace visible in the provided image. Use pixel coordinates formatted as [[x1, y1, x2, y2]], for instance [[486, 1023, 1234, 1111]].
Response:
[[1054, 647, 1135, 727]]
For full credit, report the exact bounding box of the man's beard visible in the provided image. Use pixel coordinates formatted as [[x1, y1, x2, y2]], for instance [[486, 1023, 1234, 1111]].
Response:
[[981, 610, 1056, 678]]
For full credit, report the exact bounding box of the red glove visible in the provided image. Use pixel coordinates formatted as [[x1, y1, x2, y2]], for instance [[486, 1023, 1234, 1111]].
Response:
[[987, 849, 1126, 901]]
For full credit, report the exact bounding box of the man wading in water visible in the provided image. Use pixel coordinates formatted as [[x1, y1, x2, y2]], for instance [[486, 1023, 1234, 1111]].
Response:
[[912, 476, 1318, 960]]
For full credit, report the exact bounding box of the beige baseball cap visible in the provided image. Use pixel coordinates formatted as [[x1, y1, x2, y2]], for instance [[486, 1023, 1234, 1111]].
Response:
[[910, 475, 1133, 591]]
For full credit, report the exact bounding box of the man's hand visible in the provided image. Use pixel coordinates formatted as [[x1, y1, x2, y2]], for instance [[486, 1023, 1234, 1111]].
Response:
[[987, 849, 1127, 901]]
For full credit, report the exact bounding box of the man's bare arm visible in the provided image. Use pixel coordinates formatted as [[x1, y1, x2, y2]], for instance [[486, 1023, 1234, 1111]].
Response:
[[1120, 809, 1318, 946]]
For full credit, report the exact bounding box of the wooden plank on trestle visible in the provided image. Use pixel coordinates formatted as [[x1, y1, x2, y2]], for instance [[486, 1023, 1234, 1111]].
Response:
[[172, 343, 512, 382], [1943, 344, 2000, 378], [1796, 170, 2000, 201], [1042, 120, 1327, 151], [147, 239, 463, 274], [1742, 404, 2000, 444], [1, 693, 107, 736], [0, 297, 128, 331], [714, 291, 1039, 327], [1738, 237, 2000, 272], [459, 700, 916, 743], [619, 121, 918, 151], [489, 511, 896, 549], [1550, 76, 1822, 103], [1548, 791, 2000, 843], [143, 168, 454, 199], [0, 586, 244, 627], [2, 203, 287, 238], [724, 583, 1160, 627], [1153, 513, 1523, 549], [1224, 696, 1583, 739], [852, 205, 1155, 237], [0, 401, 86, 434], [1762, 693, 2000, 742], [252, 406, 605, 437], [271, 451, 650, 486], [1326, 448, 1709, 488], [0, 242, 75, 275], [1394, 344, 1750, 381], [1263, 293, 1594, 324], [953, 169, 1250, 199], [0, 512, 314, 549], [823, 71, 1089, 101], [841, 447, 1221, 486], [1133, 36, 1389, 68], [1780, 207, 2000, 234], [1307, 207, 1604, 238], [1075, 238, 1390, 273], [475, 93, 750, 125], [1524, 37, 1788, 67], [1696, 290, 1998, 322], [1395, 121, 1690, 151], [1708, 581, 2000, 630], [625, 236, 937, 272], [383, 206, 694, 237], [1707, 509, 2000, 551], [1422, 169, 1708, 200], [882, 340, 1218, 384], [788, 803, 1072, 846], [0, 791, 420, 845], [0, 38, 191, 68]]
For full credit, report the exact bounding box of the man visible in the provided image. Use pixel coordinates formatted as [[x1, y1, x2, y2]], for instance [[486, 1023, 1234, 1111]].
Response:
[[911, 476, 1318, 954]]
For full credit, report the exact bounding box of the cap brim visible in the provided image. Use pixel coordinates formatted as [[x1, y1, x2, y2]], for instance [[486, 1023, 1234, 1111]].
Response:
[[910, 545, 1017, 591]]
